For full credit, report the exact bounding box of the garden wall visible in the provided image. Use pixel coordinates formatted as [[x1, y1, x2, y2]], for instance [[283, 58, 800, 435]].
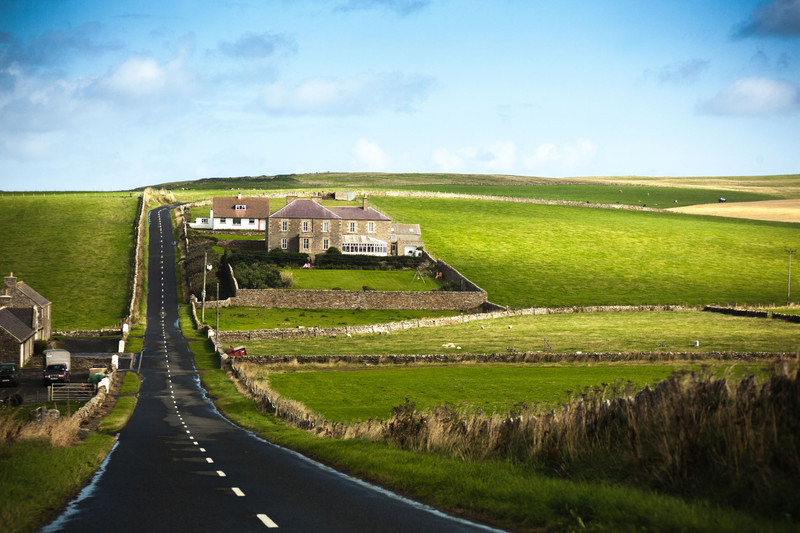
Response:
[[703, 305, 800, 324]]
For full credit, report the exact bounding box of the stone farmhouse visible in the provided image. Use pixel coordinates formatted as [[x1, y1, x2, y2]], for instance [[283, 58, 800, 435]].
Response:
[[189, 194, 270, 231], [266, 196, 424, 259], [0, 273, 52, 366]]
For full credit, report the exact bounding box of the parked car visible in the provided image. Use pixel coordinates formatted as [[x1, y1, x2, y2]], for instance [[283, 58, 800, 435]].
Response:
[[43, 363, 70, 385], [0, 362, 19, 387]]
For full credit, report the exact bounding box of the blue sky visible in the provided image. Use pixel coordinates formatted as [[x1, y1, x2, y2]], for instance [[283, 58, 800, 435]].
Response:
[[0, 0, 798, 190]]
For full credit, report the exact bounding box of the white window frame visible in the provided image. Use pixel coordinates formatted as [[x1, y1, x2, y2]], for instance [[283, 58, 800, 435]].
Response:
[[323, 239, 329, 250], [232, 218, 241, 225], [302, 220, 309, 233], [368, 222, 374, 233], [249, 218, 256, 225], [281, 238, 287, 250], [302, 238, 310, 251], [322, 221, 329, 233], [219, 218, 227, 224], [235, 204, 247, 210], [349, 221, 356, 233], [281, 220, 288, 232]]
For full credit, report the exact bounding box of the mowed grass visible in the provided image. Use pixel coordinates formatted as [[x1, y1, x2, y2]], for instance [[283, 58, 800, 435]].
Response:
[[285, 268, 442, 291], [370, 197, 800, 308], [242, 310, 800, 356], [266, 363, 746, 422], [217, 307, 461, 330], [380, 183, 776, 208], [0, 195, 140, 330]]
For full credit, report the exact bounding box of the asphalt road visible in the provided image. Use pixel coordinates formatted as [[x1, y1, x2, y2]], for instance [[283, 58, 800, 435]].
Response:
[[44, 206, 497, 532]]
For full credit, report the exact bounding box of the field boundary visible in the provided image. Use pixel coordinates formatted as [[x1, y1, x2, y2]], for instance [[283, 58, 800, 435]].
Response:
[[704, 305, 800, 324], [214, 304, 694, 343]]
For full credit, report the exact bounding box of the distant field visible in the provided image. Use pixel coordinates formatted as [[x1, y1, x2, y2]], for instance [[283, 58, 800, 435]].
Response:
[[0, 195, 140, 330], [263, 363, 761, 422], [574, 174, 800, 199], [370, 196, 799, 308], [284, 268, 442, 291], [216, 307, 461, 330], [241, 310, 800, 356], [378, 184, 776, 208]]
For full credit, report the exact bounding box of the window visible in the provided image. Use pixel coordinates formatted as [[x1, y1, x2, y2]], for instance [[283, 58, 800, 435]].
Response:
[[349, 221, 356, 233], [219, 218, 227, 224], [391, 235, 396, 241], [323, 239, 329, 250], [201, 218, 209, 224], [233, 218, 241, 225], [368, 222, 374, 233], [281, 220, 288, 232], [235, 204, 247, 210], [322, 221, 329, 233], [281, 238, 287, 250], [249, 219, 256, 224], [302, 220, 309, 233], [302, 238, 310, 250]]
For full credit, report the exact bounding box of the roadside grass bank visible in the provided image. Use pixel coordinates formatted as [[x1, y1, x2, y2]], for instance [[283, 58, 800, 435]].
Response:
[[239, 310, 800, 357], [0, 434, 116, 533], [0, 195, 140, 330], [369, 196, 800, 308], [216, 307, 461, 330], [98, 372, 141, 434], [187, 342, 793, 531]]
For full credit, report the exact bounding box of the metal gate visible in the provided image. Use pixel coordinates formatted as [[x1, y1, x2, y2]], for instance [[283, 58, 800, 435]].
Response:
[[49, 383, 96, 401]]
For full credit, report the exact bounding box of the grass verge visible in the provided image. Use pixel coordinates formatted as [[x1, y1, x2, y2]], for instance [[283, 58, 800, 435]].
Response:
[[215, 307, 461, 330]]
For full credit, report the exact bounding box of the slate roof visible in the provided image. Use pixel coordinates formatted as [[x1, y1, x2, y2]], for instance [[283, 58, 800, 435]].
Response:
[[15, 281, 50, 307], [270, 200, 341, 219], [329, 206, 391, 221], [7, 307, 33, 328], [0, 308, 35, 342], [213, 197, 270, 219], [391, 224, 422, 236]]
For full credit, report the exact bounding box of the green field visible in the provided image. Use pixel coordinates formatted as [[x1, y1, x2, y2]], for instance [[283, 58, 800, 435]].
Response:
[[241, 310, 800, 356], [265, 363, 751, 422], [216, 307, 461, 330], [284, 268, 442, 291], [379, 183, 777, 207], [369, 197, 799, 308], [0, 195, 140, 330]]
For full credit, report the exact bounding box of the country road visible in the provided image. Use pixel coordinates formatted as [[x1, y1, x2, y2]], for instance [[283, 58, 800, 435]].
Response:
[[43, 206, 496, 532]]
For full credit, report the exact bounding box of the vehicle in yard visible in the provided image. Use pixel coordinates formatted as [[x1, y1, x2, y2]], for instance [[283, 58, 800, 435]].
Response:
[[43, 349, 71, 385], [0, 362, 18, 387]]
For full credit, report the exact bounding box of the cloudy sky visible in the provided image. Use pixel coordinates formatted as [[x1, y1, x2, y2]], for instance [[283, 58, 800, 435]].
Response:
[[1, 0, 798, 190]]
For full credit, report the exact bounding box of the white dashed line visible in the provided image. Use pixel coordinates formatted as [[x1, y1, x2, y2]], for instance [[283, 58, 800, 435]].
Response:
[[216, 470, 226, 477], [199, 448, 206, 452], [205, 457, 214, 464], [232, 487, 245, 497], [257, 514, 279, 528]]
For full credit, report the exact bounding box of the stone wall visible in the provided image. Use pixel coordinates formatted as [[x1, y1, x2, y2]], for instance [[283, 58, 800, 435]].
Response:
[[704, 305, 800, 324]]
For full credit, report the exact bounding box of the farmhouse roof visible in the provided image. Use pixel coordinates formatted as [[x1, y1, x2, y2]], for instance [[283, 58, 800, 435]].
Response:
[[270, 199, 341, 219], [0, 308, 35, 342], [329, 206, 391, 221], [15, 281, 50, 307], [391, 224, 422, 236], [212, 196, 270, 219]]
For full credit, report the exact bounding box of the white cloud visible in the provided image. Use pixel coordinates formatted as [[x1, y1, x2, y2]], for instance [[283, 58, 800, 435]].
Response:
[[433, 147, 465, 172], [734, 0, 800, 37], [258, 72, 432, 115], [700, 77, 799, 115], [353, 138, 389, 170], [94, 55, 194, 102], [523, 139, 597, 170], [485, 141, 516, 170]]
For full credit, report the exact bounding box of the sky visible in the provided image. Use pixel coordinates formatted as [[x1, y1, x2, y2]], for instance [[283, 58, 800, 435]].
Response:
[[0, 0, 798, 191]]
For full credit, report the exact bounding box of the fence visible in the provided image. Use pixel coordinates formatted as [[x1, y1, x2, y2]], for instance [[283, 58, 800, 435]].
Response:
[[49, 383, 96, 401]]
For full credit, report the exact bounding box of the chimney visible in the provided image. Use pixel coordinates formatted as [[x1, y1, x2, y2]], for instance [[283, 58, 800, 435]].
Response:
[[362, 197, 368, 210], [4, 273, 16, 294], [237, 192, 242, 200]]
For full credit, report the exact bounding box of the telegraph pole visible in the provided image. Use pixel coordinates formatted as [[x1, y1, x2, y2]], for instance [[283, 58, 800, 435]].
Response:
[[201, 252, 207, 323], [787, 249, 796, 306], [216, 282, 220, 334]]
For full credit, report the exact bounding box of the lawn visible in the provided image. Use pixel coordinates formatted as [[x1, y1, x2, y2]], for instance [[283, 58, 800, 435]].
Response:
[[369, 196, 800, 308], [214, 307, 461, 330], [284, 268, 442, 291], [241, 310, 800, 356], [0, 195, 141, 330], [264, 363, 757, 422]]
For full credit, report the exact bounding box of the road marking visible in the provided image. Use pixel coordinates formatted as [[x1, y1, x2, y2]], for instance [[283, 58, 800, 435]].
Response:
[[199, 448, 206, 452], [232, 487, 245, 497], [257, 514, 279, 528], [205, 457, 214, 464], [217, 470, 226, 477], [186, 430, 191, 434]]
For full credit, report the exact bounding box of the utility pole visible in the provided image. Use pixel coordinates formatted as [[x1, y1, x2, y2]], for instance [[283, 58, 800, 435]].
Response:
[[201, 252, 208, 323], [787, 249, 796, 306], [216, 282, 220, 334]]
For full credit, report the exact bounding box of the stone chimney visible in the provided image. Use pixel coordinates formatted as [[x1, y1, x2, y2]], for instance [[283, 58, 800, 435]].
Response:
[[4, 273, 16, 295], [362, 197, 368, 210]]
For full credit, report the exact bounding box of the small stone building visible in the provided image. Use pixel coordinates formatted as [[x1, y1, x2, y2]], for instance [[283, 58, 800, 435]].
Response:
[[189, 194, 270, 231], [390, 224, 425, 256], [0, 272, 49, 366]]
